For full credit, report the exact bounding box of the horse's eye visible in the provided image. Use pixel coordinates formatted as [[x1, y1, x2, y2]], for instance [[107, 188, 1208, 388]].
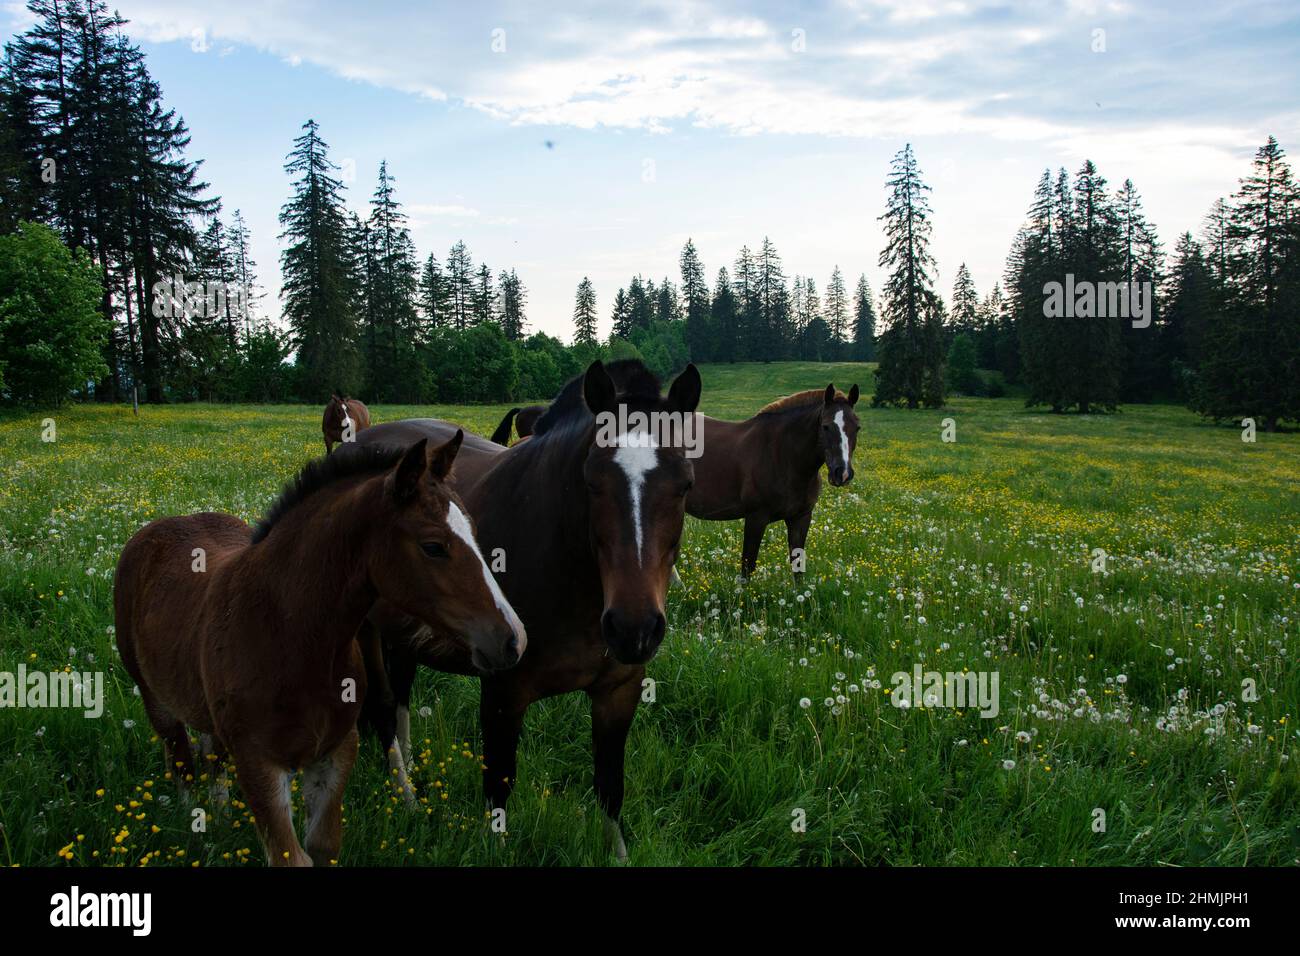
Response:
[[421, 542, 448, 559]]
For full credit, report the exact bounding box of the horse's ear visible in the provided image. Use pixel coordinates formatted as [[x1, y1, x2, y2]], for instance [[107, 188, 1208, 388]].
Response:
[[668, 363, 702, 413], [583, 361, 616, 415], [390, 438, 429, 503], [824, 383, 836, 404], [428, 430, 463, 481], [848, 384, 860, 406]]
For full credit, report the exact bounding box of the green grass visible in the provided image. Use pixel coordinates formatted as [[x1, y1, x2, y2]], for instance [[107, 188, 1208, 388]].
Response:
[[1, 362, 1297, 866]]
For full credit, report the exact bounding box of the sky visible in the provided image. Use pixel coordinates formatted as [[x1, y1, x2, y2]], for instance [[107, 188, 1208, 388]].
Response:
[[5, 0, 1299, 341]]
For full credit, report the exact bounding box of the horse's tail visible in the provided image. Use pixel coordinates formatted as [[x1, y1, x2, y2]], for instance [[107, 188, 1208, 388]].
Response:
[[490, 408, 521, 446]]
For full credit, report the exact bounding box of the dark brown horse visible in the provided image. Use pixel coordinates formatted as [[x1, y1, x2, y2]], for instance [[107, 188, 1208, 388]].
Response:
[[685, 383, 860, 576], [358, 359, 700, 858], [489, 404, 545, 446], [112, 435, 526, 866], [322, 392, 371, 454]]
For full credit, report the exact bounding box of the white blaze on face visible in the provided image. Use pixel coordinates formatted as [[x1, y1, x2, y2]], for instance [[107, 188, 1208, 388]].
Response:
[[613, 436, 659, 567], [446, 502, 526, 651], [339, 401, 353, 432], [833, 409, 849, 470]]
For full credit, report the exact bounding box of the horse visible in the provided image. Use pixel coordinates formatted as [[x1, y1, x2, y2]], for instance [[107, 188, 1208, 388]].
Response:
[[488, 404, 545, 446], [685, 383, 861, 577], [322, 392, 371, 454], [356, 359, 700, 859], [112, 434, 527, 866]]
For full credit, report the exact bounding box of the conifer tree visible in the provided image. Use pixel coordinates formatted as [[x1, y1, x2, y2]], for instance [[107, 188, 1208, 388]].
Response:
[[573, 276, 597, 346], [874, 144, 944, 407], [278, 118, 359, 399]]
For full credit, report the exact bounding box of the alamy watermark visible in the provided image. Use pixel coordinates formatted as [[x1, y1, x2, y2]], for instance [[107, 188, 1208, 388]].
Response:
[[594, 407, 702, 458], [890, 664, 1000, 718], [1043, 274, 1152, 328], [1, 666, 103, 717], [151, 273, 247, 321]]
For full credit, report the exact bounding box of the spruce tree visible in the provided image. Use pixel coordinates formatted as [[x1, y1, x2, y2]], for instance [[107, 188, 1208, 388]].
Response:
[[445, 239, 473, 330], [874, 144, 944, 407], [573, 276, 597, 346], [498, 269, 526, 340], [852, 274, 876, 361], [1193, 137, 1300, 429], [825, 266, 848, 356], [711, 266, 738, 362], [680, 239, 710, 361], [278, 118, 359, 399]]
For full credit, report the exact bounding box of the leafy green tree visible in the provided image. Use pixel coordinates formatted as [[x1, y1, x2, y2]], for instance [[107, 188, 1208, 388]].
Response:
[[0, 221, 107, 404], [946, 332, 981, 395]]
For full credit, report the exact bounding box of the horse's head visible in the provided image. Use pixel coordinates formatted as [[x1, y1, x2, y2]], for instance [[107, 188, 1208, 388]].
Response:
[[580, 361, 701, 665], [818, 383, 860, 486], [374, 433, 527, 673]]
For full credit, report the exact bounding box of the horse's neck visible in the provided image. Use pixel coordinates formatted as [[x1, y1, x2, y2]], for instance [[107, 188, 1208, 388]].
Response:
[[486, 422, 593, 557], [236, 479, 378, 646], [770, 404, 823, 474]]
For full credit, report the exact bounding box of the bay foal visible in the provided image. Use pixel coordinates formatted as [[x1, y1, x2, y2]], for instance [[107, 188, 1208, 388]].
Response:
[[113, 435, 526, 866], [360, 360, 700, 858], [322, 392, 371, 453]]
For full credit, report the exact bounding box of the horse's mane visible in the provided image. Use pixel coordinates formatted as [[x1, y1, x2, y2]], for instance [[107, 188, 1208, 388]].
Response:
[[251, 443, 409, 544], [757, 388, 846, 416], [532, 359, 663, 437]]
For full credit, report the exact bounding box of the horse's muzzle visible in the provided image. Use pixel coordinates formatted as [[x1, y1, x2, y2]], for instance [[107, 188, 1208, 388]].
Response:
[[601, 608, 666, 665], [473, 626, 525, 673], [829, 465, 855, 486]]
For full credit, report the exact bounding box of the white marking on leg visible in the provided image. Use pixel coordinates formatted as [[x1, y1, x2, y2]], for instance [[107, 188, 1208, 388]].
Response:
[[303, 758, 343, 848], [613, 439, 659, 566], [446, 503, 527, 653], [386, 739, 416, 806], [603, 813, 629, 861], [834, 410, 849, 472]]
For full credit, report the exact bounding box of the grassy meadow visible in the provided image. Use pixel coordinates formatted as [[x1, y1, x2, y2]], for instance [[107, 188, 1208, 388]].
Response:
[[1, 361, 1297, 866]]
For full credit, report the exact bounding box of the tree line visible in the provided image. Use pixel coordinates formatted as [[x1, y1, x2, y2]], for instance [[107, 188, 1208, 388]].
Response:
[[1, 0, 1295, 426]]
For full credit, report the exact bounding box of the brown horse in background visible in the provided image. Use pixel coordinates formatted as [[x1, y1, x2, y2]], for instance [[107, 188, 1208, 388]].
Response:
[[323, 392, 371, 453], [686, 383, 861, 577], [489, 404, 545, 446], [357, 359, 700, 858], [113, 435, 526, 866]]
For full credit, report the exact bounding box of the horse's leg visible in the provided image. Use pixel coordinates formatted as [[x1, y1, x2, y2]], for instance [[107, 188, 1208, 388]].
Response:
[[140, 689, 195, 798], [303, 728, 359, 867], [741, 515, 767, 578], [589, 670, 642, 861], [383, 640, 419, 806], [198, 733, 232, 810], [324, 437, 333, 455], [480, 676, 529, 813], [785, 509, 813, 579], [237, 754, 309, 867]]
